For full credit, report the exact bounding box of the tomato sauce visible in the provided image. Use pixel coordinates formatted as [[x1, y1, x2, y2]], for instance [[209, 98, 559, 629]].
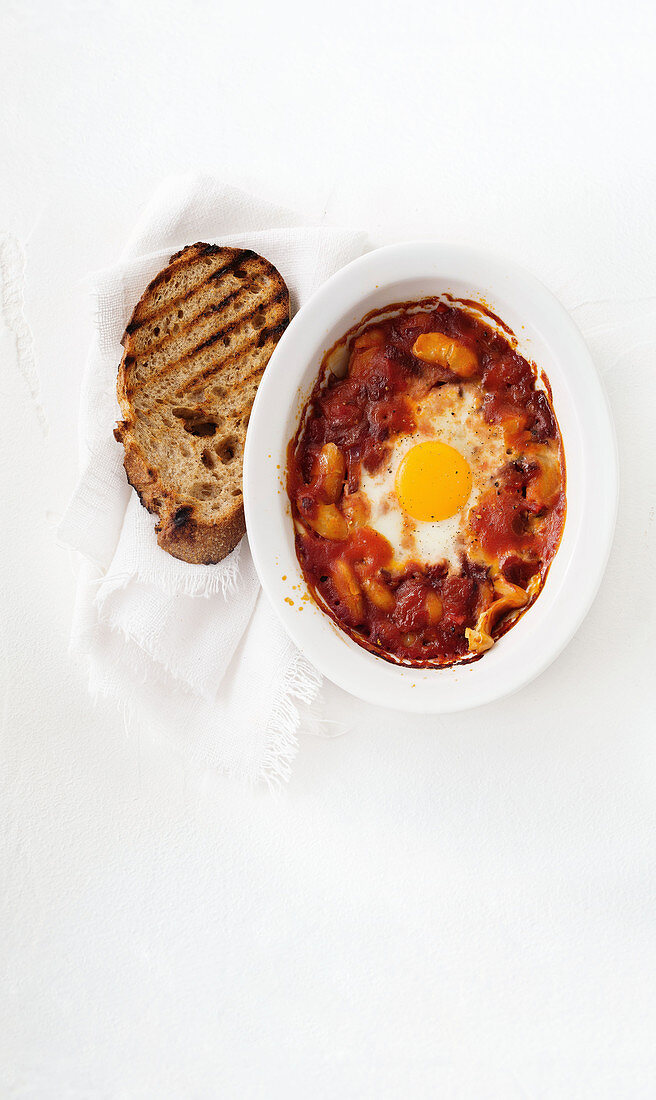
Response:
[[287, 299, 566, 667]]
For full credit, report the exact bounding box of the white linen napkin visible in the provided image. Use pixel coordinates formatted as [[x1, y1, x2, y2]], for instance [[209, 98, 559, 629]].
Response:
[[59, 176, 366, 785]]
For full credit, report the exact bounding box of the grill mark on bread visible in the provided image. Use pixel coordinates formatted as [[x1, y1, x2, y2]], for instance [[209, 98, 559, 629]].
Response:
[[125, 251, 261, 335], [124, 245, 266, 346], [192, 291, 286, 356], [169, 242, 216, 262], [130, 287, 243, 354], [130, 293, 288, 399], [116, 243, 289, 563], [223, 364, 266, 398], [129, 284, 285, 370], [256, 320, 287, 346], [130, 332, 269, 410], [137, 243, 252, 306], [129, 245, 216, 314], [174, 321, 287, 398], [126, 262, 282, 366], [174, 331, 277, 398]]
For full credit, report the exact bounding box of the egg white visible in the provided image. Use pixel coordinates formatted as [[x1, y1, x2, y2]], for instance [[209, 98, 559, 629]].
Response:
[[358, 384, 508, 568]]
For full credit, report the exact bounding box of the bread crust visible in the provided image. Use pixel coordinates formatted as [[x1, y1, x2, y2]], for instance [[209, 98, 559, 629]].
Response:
[[114, 243, 289, 564]]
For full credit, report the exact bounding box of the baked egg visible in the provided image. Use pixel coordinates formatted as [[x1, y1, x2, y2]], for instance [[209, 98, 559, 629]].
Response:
[[357, 384, 508, 568]]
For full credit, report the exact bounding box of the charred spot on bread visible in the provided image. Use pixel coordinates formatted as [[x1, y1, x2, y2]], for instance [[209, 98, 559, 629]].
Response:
[[172, 506, 193, 527]]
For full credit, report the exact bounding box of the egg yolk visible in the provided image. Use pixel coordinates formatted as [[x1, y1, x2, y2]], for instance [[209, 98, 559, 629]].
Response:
[[395, 441, 472, 522]]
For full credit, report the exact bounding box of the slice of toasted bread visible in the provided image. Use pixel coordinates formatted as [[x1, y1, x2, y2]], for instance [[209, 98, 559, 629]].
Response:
[[114, 243, 289, 563]]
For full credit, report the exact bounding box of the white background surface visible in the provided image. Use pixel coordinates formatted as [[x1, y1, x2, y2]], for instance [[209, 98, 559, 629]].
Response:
[[2, 0, 655, 1096]]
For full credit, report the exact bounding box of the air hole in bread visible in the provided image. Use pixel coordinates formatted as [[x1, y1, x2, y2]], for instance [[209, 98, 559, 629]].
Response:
[[189, 421, 219, 437], [190, 482, 216, 500], [153, 327, 160, 337], [177, 309, 184, 318], [222, 336, 231, 347], [201, 448, 215, 470], [252, 311, 266, 330], [232, 489, 241, 497], [216, 437, 237, 464], [172, 407, 221, 438]]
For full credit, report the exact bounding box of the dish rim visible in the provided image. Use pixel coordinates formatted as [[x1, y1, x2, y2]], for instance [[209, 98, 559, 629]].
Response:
[[243, 242, 618, 713]]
